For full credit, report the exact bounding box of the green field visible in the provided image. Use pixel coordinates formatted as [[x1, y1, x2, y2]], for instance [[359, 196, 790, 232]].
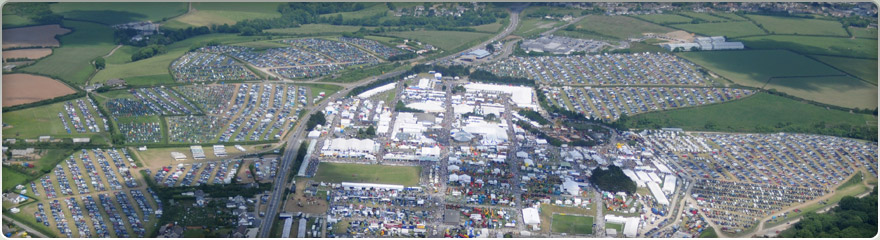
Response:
[[679, 12, 728, 22], [165, 2, 282, 28], [636, 14, 693, 24], [766, 76, 877, 109], [605, 222, 624, 233], [523, 6, 585, 19], [231, 40, 291, 50], [304, 84, 344, 101], [318, 3, 389, 19], [513, 18, 564, 38], [736, 35, 878, 58], [20, 20, 115, 85], [627, 93, 877, 133], [36, 149, 75, 173], [2, 6, 37, 28], [677, 50, 842, 88], [264, 24, 368, 35], [312, 162, 421, 186], [700, 227, 718, 238], [383, 30, 492, 51], [551, 214, 593, 235], [745, 14, 848, 37], [810, 55, 878, 85], [472, 22, 503, 33], [558, 15, 674, 40], [710, 12, 747, 21], [104, 45, 138, 64], [671, 21, 765, 38], [49, 2, 187, 25], [848, 26, 878, 39], [2, 97, 111, 142], [2, 168, 31, 191], [92, 34, 263, 85]]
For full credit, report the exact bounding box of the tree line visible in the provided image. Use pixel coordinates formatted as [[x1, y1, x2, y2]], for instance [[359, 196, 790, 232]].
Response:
[[778, 186, 877, 238]]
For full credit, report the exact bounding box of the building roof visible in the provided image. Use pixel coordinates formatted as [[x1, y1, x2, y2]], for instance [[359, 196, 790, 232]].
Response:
[[522, 207, 541, 225]]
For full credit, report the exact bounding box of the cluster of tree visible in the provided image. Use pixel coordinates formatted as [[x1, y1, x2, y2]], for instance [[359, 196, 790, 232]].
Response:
[[305, 112, 326, 131], [468, 69, 535, 86], [356, 125, 377, 139], [589, 165, 637, 194], [395, 101, 424, 113], [841, 15, 876, 28], [518, 109, 550, 125], [94, 57, 105, 70], [778, 186, 877, 238], [291, 142, 308, 176], [3, 57, 32, 62], [533, 86, 591, 121], [115, 26, 212, 46], [131, 44, 167, 61], [4, 3, 62, 26]]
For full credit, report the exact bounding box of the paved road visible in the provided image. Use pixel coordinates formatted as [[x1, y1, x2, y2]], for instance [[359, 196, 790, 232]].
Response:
[[429, 3, 529, 65], [3, 216, 50, 238]]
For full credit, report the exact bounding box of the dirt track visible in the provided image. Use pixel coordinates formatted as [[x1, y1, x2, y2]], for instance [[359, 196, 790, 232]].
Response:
[[2, 24, 70, 49], [2, 73, 76, 107]]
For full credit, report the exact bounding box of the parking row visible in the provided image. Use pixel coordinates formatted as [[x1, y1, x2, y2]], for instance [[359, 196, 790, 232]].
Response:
[[338, 37, 406, 60], [546, 86, 754, 120], [171, 51, 259, 82]]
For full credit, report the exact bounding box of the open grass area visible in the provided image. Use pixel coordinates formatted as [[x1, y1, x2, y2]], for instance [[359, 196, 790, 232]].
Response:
[[763, 181, 871, 229], [711, 12, 747, 21], [49, 2, 187, 25], [231, 40, 291, 50], [167, 2, 282, 28], [700, 227, 718, 238], [2, 97, 111, 141], [35, 149, 75, 173], [551, 214, 593, 235], [671, 21, 765, 38], [605, 223, 624, 233], [92, 34, 263, 85], [848, 26, 878, 39], [473, 22, 503, 33], [627, 92, 877, 133], [312, 162, 421, 186], [745, 14, 848, 37], [678, 12, 728, 22], [2, 6, 37, 28], [677, 50, 842, 88], [766, 76, 877, 109], [538, 204, 596, 233], [383, 30, 492, 51], [303, 84, 344, 101], [558, 15, 674, 40], [2, 168, 30, 191], [810, 55, 877, 85], [513, 18, 564, 38], [318, 3, 389, 19], [104, 45, 138, 64], [735, 35, 877, 58], [523, 6, 585, 19], [635, 14, 693, 24], [20, 20, 115, 86], [264, 24, 368, 35]]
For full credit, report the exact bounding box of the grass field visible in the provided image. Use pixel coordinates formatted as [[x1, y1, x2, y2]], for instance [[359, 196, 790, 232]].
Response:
[[700, 227, 718, 238], [318, 3, 389, 20], [36, 149, 75, 173], [710, 12, 747, 21], [383, 30, 492, 51], [166, 2, 282, 28], [513, 18, 564, 38], [766, 76, 877, 109], [735, 35, 878, 58], [473, 22, 503, 33], [49, 2, 187, 25], [104, 45, 138, 64], [264, 24, 369, 35], [20, 20, 115, 86], [559, 15, 674, 40], [848, 26, 878, 39], [810, 55, 877, 85], [636, 14, 693, 24], [304, 84, 344, 101], [627, 92, 877, 133], [677, 50, 842, 88], [312, 162, 421, 186], [2, 168, 31, 191], [745, 14, 848, 37], [551, 214, 593, 235], [2, 97, 111, 141], [538, 204, 596, 234], [671, 21, 765, 38], [679, 12, 728, 22], [605, 223, 623, 234], [92, 34, 263, 85], [2, 6, 37, 28]]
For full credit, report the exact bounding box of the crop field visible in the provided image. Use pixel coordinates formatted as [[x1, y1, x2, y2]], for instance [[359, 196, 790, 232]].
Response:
[[635, 14, 693, 24], [2, 24, 70, 49], [263, 24, 368, 35], [849, 26, 878, 39], [745, 14, 848, 37], [167, 2, 282, 27], [766, 76, 877, 109], [2, 48, 52, 60], [558, 15, 674, 40], [2, 74, 76, 107], [20, 21, 115, 85], [678, 12, 728, 22], [383, 30, 492, 51], [551, 214, 593, 235], [810, 55, 878, 84], [312, 162, 421, 186], [473, 22, 503, 33], [626, 92, 877, 133], [736, 35, 878, 58], [671, 21, 765, 38], [49, 2, 186, 25], [2, 97, 111, 141], [710, 12, 747, 21], [677, 50, 842, 88], [513, 18, 564, 38]]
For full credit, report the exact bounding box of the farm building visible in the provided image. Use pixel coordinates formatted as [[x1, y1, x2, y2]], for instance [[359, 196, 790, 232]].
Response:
[[467, 49, 491, 59]]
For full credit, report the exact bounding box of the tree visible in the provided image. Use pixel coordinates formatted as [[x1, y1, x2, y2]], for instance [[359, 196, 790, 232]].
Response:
[[589, 165, 637, 194], [486, 43, 495, 53], [94, 57, 106, 70]]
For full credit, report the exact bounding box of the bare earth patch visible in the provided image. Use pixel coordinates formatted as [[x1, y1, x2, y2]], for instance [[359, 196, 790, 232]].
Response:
[[2, 73, 76, 107], [2, 48, 53, 60], [2, 24, 71, 49]]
